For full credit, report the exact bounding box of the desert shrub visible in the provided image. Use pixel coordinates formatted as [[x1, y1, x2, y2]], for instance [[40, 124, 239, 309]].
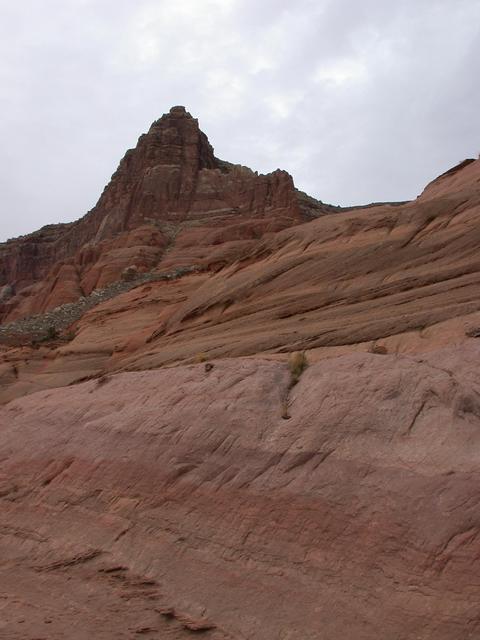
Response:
[[281, 351, 308, 419], [194, 352, 207, 363], [288, 351, 308, 381], [287, 351, 308, 393]]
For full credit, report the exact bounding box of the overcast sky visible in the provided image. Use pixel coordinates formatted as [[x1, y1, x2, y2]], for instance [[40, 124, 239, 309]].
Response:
[[1, 0, 479, 241]]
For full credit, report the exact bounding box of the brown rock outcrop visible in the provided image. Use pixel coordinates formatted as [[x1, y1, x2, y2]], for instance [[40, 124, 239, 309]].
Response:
[[1, 347, 479, 639], [1, 156, 479, 404], [1, 107, 330, 323]]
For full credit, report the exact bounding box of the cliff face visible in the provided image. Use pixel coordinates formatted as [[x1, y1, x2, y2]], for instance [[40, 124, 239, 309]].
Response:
[[0, 106, 322, 322], [1, 154, 480, 404]]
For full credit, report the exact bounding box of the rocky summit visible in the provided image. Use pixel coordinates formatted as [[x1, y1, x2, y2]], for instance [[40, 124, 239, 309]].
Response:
[[0, 106, 331, 324], [1, 108, 480, 640]]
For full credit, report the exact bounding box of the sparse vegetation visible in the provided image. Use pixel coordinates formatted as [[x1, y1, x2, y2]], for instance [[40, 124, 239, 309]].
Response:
[[288, 351, 308, 387], [0, 264, 201, 347], [194, 352, 207, 363], [281, 351, 308, 420]]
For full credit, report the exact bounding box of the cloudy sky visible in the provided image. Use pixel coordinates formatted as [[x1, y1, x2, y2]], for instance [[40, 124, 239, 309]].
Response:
[[1, 0, 479, 241]]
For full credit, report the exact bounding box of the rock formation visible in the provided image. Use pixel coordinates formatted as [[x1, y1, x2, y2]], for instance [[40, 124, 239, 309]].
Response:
[[0, 106, 333, 323], [1, 107, 480, 639], [1, 152, 479, 403], [1, 348, 480, 639]]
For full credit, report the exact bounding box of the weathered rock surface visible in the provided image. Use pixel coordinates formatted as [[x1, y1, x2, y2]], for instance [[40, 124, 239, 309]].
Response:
[[1, 155, 479, 404], [0, 106, 333, 323], [1, 108, 480, 639], [1, 347, 480, 639]]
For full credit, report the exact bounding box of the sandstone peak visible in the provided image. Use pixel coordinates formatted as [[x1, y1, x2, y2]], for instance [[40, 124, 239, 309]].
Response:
[[169, 104, 190, 116], [1, 106, 332, 323], [148, 104, 198, 130]]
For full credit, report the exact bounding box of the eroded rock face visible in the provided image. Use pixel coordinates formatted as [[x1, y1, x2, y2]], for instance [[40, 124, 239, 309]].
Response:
[[0, 107, 323, 323], [1, 347, 479, 639], [1, 156, 479, 404]]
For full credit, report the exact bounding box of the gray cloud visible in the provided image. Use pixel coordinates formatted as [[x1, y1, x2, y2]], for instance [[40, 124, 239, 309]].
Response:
[[1, 0, 479, 241]]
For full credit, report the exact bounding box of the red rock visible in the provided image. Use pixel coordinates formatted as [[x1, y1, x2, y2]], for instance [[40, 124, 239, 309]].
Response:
[[1, 109, 480, 639], [0, 348, 479, 638], [1, 156, 480, 403], [1, 107, 328, 322]]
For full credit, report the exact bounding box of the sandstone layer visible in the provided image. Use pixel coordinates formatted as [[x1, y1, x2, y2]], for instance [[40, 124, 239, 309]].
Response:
[[1, 155, 479, 404], [1, 347, 479, 639]]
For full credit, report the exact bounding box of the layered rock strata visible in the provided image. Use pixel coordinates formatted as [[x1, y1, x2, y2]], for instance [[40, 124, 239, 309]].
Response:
[[1, 348, 479, 639], [1, 106, 332, 323]]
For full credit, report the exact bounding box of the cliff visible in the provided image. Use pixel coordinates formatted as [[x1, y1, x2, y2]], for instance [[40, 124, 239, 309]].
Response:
[[0, 106, 333, 323]]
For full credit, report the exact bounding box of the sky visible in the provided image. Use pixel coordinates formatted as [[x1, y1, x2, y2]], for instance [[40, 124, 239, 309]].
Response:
[[1, 0, 480, 241]]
